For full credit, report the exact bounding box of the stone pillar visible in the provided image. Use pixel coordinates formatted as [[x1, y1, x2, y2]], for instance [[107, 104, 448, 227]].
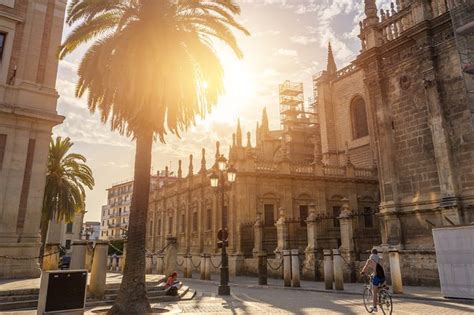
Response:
[[200, 254, 207, 280], [204, 254, 211, 280], [42, 244, 60, 271], [89, 240, 108, 299], [184, 254, 192, 278], [107, 256, 111, 271], [257, 252, 268, 285], [70, 240, 87, 270], [291, 249, 300, 287], [164, 237, 178, 276], [389, 249, 403, 294], [338, 198, 356, 281], [275, 209, 288, 259], [323, 249, 333, 290], [156, 254, 164, 275], [283, 249, 292, 287], [304, 205, 319, 279], [253, 214, 263, 257], [333, 249, 344, 291], [85, 242, 94, 272], [151, 254, 158, 274], [229, 254, 244, 277]]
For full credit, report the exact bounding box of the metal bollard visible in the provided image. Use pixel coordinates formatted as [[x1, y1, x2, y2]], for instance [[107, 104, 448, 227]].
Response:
[[283, 250, 292, 287], [257, 252, 268, 285], [323, 249, 334, 290], [291, 249, 300, 287], [333, 249, 344, 291]]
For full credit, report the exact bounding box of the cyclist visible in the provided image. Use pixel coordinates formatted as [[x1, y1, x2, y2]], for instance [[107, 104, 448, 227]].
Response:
[[361, 249, 386, 313]]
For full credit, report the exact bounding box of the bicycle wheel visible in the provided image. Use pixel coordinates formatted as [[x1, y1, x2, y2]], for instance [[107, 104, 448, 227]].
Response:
[[379, 290, 393, 315], [363, 286, 373, 313]]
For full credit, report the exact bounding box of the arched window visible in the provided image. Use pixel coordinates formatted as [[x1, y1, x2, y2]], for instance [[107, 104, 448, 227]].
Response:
[[351, 97, 369, 139]]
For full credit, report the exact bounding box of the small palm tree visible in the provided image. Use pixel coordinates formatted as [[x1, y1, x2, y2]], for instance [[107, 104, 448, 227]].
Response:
[[59, 0, 249, 313], [39, 136, 94, 264]]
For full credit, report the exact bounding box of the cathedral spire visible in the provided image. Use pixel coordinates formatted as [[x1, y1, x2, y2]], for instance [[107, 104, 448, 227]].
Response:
[[247, 131, 252, 148], [215, 141, 220, 166], [200, 148, 206, 173], [327, 42, 337, 75], [188, 154, 193, 177], [178, 160, 182, 179], [236, 118, 243, 147], [364, 0, 378, 25], [261, 107, 269, 133]]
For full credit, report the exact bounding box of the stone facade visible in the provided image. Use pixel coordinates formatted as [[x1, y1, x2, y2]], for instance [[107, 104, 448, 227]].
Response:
[[0, 0, 66, 278]]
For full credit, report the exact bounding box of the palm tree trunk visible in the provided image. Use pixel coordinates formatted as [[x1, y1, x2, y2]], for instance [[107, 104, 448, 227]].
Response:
[[39, 214, 50, 268], [109, 129, 153, 314]]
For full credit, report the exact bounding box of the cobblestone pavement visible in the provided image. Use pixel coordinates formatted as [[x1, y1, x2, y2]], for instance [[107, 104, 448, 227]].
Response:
[[159, 281, 474, 314]]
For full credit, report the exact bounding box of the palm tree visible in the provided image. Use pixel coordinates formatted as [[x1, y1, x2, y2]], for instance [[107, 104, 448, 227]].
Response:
[[40, 136, 94, 265], [59, 0, 249, 313]]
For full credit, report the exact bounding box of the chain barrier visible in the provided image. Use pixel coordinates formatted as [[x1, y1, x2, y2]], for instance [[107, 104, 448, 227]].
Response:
[[0, 245, 66, 261], [190, 258, 201, 269], [109, 242, 123, 254], [266, 258, 283, 271], [177, 258, 184, 267], [209, 256, 222, 269], [340, 253, 356, 271]]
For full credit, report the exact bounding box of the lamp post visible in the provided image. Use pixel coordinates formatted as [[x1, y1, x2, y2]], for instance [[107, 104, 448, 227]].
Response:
[[210, 155, 237, 296]]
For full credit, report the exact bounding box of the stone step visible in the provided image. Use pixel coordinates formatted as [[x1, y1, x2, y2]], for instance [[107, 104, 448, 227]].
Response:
[[456, 21, 474, 36], [0, 286, 192, 311]]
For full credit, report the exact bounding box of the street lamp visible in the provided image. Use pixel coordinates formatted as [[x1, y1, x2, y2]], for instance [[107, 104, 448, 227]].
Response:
[[210, 155, 237, 296]]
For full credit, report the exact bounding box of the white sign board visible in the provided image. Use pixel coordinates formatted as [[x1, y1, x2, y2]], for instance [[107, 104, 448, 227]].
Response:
[[433, 225, 474, 299]]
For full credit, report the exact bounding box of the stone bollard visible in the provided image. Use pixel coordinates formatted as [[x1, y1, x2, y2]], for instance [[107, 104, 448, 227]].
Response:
[[106, 256, 111, 270], [389, 249, 403, 294], [291, 249, 301, 287], [204, 254, 211, 280], [119, 242, 127, 273], [111, 254, 118, 272], [184, 254, 193, 278], [145, 255, 152, 274], [164, 237, 178, 276], [323, 249, 334, 290], [200, 254, 207, 280], [283, 249, 292, 287], [89, 240, 108, 299], [156, 254, 164, 275], [257, 252, 268, 285], [42, 244, 60, 271], [151, 254, 158, 274], [333, 249, 344, 291]]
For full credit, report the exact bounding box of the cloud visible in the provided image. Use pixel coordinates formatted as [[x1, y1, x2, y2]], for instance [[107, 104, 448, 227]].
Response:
[[290, 35, 317, 45], [275, 48, 298, 57]]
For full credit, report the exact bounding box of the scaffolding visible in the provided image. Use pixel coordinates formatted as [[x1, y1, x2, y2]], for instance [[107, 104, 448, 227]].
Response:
[[449, 0, 474, 121], [279, 80, 304, 129]]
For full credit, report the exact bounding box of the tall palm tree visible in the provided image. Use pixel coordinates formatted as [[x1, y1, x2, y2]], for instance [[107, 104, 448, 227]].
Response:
[[59, 0, 249, 313], [40, 137, 94, 264]]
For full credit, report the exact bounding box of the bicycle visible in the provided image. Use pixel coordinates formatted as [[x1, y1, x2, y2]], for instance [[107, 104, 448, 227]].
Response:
[[362, 274, 393, 314]]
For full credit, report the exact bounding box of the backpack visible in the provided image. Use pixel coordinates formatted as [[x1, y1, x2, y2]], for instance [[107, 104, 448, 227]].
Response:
[[375, 262, 385, 279], [166, 286, 178, 296]]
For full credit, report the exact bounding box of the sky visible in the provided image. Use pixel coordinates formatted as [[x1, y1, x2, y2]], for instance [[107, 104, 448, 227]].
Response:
[[54, 0, 392, 222]]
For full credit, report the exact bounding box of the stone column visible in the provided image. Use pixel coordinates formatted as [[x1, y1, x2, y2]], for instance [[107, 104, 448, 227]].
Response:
[[333, 249, 344, 291], [283, 249, 292, 287], [253, 214, 263, 257], [257, 252, 268, 285], [389, 249, 403, 294], [184, 254, 192, 278], [338, 198, 356, 281], [89, 240, 108, 299], [304, 205, 319, 279], [85, 242, 94, 272], [323, 249, 333, 290], [145, 255, 152, 274], [42, 244, 60, 271], [275, 209, 288, 259], [164, 237, 178, 276], [70, 240, 87, 270], [107, 256, 111, 271], [151, 254, 158, 274], [291, 249, 300, 287], [200, 254, 207, 280]]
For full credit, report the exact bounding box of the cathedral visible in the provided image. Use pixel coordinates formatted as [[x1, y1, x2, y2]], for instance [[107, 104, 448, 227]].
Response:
[[147, 0, 474, 286]]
